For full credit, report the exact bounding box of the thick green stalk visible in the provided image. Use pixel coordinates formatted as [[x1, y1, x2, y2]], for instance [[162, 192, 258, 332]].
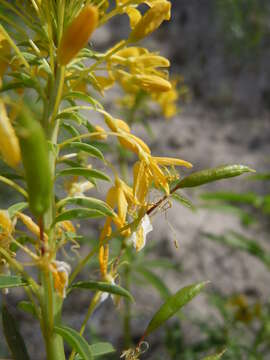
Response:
[[40, 65, 66, 360]]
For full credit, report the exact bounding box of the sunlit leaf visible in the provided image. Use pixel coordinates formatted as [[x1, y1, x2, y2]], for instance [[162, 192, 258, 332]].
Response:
[[57, 167, 111, 182], [57, 196, 114, 216], [54, 208, 106, 224], [70, 281, 134, 301], [66, 142, 104, 160]]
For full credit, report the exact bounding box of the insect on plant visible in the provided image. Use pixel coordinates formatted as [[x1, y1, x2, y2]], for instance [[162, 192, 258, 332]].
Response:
[[0, 0, 255, 359]]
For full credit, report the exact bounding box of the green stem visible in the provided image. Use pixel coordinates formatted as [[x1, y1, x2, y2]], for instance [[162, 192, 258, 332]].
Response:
[[40, 63, 66, 360], [69, 292, 101, 360], [123, 266, 132, 347]]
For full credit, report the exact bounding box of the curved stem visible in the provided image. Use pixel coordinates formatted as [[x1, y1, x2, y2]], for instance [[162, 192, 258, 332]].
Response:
[[0, 176, 28, 198]]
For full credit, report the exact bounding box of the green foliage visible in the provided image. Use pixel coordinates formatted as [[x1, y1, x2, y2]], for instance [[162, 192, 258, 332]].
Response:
[[2, 305, 30, 360]]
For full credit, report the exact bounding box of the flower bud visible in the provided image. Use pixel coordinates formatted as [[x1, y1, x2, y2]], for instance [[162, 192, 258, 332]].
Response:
[[129, 1, 171, 42], [58, 6, 99, 65], [133, 74, 172, 92]]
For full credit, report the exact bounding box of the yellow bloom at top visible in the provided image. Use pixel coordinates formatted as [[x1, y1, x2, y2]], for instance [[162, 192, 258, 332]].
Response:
[[129, 1, 171, 42], [0, 100, 21, 168], [58, 5, 99, 65]]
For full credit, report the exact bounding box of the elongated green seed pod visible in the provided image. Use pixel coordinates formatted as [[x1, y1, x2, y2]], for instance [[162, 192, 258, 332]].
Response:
[[16, 107, 51, 216], [174, 165, 255, 190]]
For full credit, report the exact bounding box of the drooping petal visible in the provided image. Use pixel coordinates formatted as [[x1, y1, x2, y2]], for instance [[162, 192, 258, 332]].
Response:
[[154, 156, 193, 168]]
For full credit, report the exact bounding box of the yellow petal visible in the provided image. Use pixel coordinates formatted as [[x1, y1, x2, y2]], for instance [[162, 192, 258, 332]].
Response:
[[133, 161, 150, 204], [149, 160, 169, 193], [116, 186, 128, 224], [106, 186, 118, 208], [154, 157, 193, 168], [126, 7, 142, 29], [0, 100, 21, 168], [99, 244, 109, 277], [129, 1, 171, 42]]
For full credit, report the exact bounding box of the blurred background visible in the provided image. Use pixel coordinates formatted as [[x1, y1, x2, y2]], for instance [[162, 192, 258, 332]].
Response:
[[1, 1, 270, 359]]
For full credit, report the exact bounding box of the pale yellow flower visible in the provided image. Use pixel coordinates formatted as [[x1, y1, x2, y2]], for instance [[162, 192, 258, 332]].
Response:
[[133, 154, 192, 203]]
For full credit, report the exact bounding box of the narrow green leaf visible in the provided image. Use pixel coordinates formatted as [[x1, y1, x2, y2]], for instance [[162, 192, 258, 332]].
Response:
[[8, 202, 28, 218], [203, 349, 226, 360], [171, 192, 195, 210], [75, 342, 115, 359], [2, 305, 31, 360], [143, 282, 208, 337], [54, 208, 106, 224], [61, 122, 81, 139], [57, 167, 111, 182], [66, 142, 104, 160], [57, 196, 114, 217], [174, 165, 254, 189], [54, 325, 93, 360], [17, 301, 38, 318], [0, 275, 27, 289], [135, 267, 170, 300], [63, 91, 102, 109], [57, 111, 86, 125], [70, 281, 134, 301]]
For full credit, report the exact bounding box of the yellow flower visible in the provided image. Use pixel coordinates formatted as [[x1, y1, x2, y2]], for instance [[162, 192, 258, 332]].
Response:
[[152, 79, 179, 118], [0, 100, 21, 168], [129, 1, 171, 42], [133, 154, 192, 203], [104, 115, 150, 155], [58, 5, 99, 65]]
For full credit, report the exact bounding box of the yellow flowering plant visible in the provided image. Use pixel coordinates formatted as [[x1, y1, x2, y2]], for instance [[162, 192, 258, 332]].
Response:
[[0, 1, 254, 359]]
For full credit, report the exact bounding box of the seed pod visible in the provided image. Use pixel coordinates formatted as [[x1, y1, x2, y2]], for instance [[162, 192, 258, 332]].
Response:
[[16, 107, 51, 216], [58, 5, 99, 65]]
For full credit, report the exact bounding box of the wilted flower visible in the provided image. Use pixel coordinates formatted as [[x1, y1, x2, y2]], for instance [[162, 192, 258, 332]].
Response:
[[129, 214, 153, 251], [50, 260, 71, 298]]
